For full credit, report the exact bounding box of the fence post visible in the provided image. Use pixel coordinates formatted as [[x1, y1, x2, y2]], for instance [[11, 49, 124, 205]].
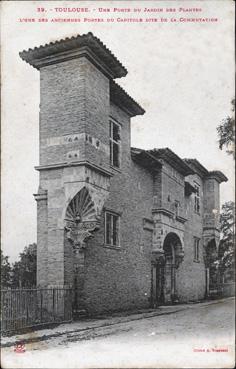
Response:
[[53, 288, 55, 322], [40, 290, 43, 323]]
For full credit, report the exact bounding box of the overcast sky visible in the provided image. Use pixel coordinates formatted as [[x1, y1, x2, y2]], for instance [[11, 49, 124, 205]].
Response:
[[1, 1, 235, 262]]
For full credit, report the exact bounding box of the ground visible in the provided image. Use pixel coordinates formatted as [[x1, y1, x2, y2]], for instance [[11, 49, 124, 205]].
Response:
[[1, 298, 235, 368]]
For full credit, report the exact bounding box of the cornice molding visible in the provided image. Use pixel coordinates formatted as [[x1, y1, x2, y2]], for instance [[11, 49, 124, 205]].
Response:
[[206, 171, 228, 183], [35, 160, 114, 177], [152, 208, 174, 217], [176, 215, 188, 224]]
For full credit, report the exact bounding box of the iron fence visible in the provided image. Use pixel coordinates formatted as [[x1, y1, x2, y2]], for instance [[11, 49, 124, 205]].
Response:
[[0, 288, 73, 333]]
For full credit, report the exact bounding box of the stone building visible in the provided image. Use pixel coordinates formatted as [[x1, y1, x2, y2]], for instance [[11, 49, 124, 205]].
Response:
[[20, 32, 227, 315]]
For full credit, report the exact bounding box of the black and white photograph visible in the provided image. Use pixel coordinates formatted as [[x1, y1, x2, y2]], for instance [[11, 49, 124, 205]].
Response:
[[1, 1, 235, 368]]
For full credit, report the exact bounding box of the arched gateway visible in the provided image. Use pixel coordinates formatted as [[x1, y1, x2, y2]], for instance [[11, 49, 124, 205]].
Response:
[[152, 232, 184, 306]]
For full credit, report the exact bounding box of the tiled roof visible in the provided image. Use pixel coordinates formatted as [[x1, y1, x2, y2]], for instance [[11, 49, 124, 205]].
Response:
[[184, 159, 227, 182], [184, 158, 208, 177], [207, 171, 228, 183], [149, 148, 194, 176], [110, 81, 145, 117], [131, 147, 195, 176], [131, 147, 162, 172], [19, 32, 127, 78]]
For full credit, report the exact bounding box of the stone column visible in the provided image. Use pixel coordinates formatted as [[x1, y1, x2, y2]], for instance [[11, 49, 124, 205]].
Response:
[[34, 188, 48, 287], [73, 249, 86, 314], [65, 222, 99, 317]]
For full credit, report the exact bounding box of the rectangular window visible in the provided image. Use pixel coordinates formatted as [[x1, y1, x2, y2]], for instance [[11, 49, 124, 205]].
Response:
[[194, 183, 200, 213], [109, 120, 121, 168], [194, 238, 200, 262], [105, 211, 120, 246]]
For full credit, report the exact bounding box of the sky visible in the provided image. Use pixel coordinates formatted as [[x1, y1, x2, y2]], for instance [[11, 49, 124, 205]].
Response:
[[1, 0, 235, 262]]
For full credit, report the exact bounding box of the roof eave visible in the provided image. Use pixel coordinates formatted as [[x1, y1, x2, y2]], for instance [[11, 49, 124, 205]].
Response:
[[19, 32, 127, 79], [110, 81, 145, 117], [207, 171, 228, 183], [131, 148, 162, 172], [184, 158, 209, 178], [149, 149, 194, 176]]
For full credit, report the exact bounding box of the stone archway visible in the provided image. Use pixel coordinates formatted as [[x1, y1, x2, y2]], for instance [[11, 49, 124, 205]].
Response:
[[163, 232, 184, 304], [64, 186, 100, 317]]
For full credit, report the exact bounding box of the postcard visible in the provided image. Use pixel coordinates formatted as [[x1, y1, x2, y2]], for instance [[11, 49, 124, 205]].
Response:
[[1, 1, 235, 368]]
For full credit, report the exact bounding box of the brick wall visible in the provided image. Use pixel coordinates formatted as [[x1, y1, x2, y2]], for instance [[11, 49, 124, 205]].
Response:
[[160, 162, 185, 212], [40, 58, 88, 166], [203, 178, 220, 230], [82, 102, 154, 314], [84, 60, 110, 168], [37, 55, 111, 290], [153, 165, 206, 303], [178, 173, 206, 301]]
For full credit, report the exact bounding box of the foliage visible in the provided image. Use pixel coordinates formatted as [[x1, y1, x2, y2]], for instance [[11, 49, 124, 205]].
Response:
[[217, 99, 235, 158], [11, 243, 37, 288], [1, 249, 12, 288], [218, 201, 235, 275]]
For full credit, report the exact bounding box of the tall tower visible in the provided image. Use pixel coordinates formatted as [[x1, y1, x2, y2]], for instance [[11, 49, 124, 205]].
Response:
[[19, 33, 130, 290]]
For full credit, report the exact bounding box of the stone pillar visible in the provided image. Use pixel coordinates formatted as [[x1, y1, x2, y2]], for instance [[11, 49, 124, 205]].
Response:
[[73, 250, 86, 314], [47, 226, 65, 286], [34, 188, 48, 287]]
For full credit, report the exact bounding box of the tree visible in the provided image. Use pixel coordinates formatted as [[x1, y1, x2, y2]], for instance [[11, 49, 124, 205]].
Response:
[[1, 250, 12, 288], [218, 201, 235, 281], [217, 99, 235, 159], [11, 243, 37, 288]]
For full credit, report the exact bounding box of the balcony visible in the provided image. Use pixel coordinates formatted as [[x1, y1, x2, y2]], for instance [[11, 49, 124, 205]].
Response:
[[152, 199, 187, 224]]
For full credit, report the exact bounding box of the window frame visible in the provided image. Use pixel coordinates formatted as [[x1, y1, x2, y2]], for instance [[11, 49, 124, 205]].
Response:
[[109, 119, 121, 169], [104, 210, 120, 247], [194, 237, 200, 262]]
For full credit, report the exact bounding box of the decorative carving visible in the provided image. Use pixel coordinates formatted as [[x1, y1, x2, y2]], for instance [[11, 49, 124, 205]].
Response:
[[65, 187, 100, 252], [67, 151, 80, 160], [65, 224, 97, 252]]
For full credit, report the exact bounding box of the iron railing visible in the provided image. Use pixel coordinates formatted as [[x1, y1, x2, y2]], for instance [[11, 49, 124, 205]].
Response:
[[0, 287, 73, 333]]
